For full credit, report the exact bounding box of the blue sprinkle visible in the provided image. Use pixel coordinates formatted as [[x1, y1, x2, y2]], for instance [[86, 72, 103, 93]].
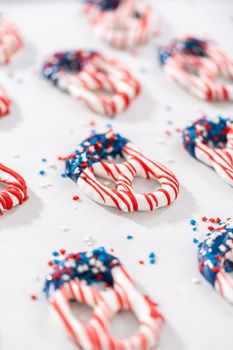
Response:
[[127, 235, 133, 240], [190, 219, 196, 226], [193, 238, 199, 244], [139, 67, 147, 74], [61, 173, 67, 178], [149, 259, 156, 264], [52, 251, 60, 257], [193, 227, 197, 232], [53, 259, 60, 265], [39, 170, 46, 176], [149, 252, 155, 258], [42, 158, 47, 162], [225, 266, 233, 273]]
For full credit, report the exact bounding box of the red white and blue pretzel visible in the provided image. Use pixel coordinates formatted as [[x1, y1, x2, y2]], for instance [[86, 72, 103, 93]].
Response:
[[0, 17, 22, 117], [64, 130, 179, 212], [0, 17, 22, 64], [42, 50, 140, 116], [159, 37, 233, 101], [183, 116, 233, 187], [84, 0, 156, 49], [0, 163, 28, 215], [198, 221, 233, 304], [44, 247, 164, 349]]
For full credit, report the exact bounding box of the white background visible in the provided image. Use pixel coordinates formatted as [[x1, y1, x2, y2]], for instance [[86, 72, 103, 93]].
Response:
[[0, 0, 233, 349]]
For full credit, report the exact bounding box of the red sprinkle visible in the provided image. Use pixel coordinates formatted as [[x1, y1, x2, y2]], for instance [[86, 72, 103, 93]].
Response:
[[208, 226, 215, 231], [89, 120, 96, 126], [48, 260, 53, 266], [139, 260, 145, 265], [59, 249, 66, 255], [202, 216, 208, 222], [30, 294, 38, 301], [73, 195, 80, 201]]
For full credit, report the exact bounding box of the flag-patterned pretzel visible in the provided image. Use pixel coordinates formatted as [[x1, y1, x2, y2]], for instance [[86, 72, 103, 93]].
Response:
[[198, 223, 233, 304], [0, 163, 28, 215], [0, 17, 22, 64], [84, 0, 155, 49], [44, 247, 164, 349], [0, 86, 11, 117], [159, 37, 233, 101], [0, 17, 22, 117], [183, 117, 233, 187], [42, 50, 140, 116], [64, 130, 179, 212]]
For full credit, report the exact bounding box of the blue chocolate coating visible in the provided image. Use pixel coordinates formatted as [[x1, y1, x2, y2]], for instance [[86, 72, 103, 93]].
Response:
[[65, 131, 129, 182], [42, 50, 96, 85], [182, 117, 230, 158], [198, 226, 233, 287], [44, 247, 121, 298], [159, 37, 207, 66]]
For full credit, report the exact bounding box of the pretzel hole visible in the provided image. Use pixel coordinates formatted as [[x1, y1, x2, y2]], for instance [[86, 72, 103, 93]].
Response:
[[95, 176, 116, 189], [132, 177, 160, 194], [70, 301, 93, 324], [184, 65, 199, 76], [133, 11, 141, 19], [0, 182, 7, 191], [110, 310, 139, 338], [108, 157, 125, 164], [94, 88, 115, 97], [215, 75, 233, 86]]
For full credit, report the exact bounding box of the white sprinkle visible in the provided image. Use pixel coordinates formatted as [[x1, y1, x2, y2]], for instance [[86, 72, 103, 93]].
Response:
[[89, 258, 96, 266], [61, 225, 70, 232], [77, 266, 84, 273], [95, 260, 103, 268], [48, 162, 57, 169], [83, 234, 95, 247], [192, 277, 201, 284], [12, 153, 20, 158]]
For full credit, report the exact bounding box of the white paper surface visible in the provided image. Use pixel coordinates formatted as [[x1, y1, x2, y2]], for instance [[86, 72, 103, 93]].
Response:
[[0, 1, 233, 349]]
